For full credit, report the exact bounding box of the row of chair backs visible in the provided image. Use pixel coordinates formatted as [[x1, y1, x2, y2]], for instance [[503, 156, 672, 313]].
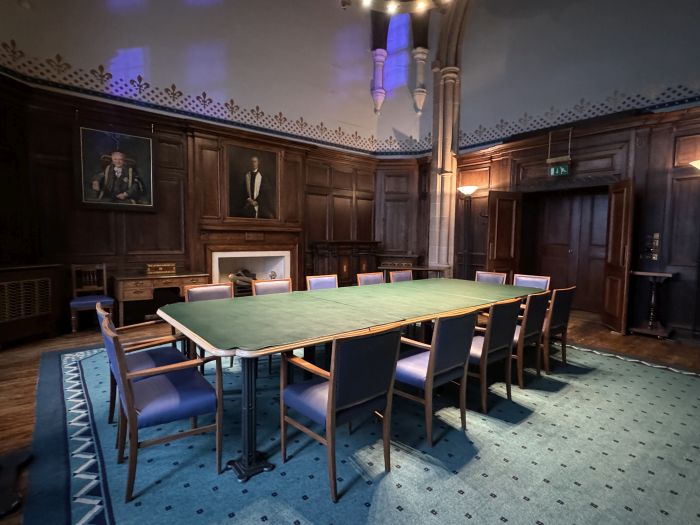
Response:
[[546, 286, 576, 334], [475, 271, 551, 291], [430, 312, 477, 377], [519, 291, 551, 346], [484, 298, 523, 356], [332, 329, 402, 412]]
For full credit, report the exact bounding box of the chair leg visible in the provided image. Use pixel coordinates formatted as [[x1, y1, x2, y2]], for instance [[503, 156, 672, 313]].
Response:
[[561, 332, 568, 366], [125, 423, 139, 502], [382, 408, 392, 472], [229, 356, 234, 368], [542, 333, 551, 375], [117, 406, 127, 463], [424, 391, 433, 447], [268, 355, 273, 375], [459, 378, 467, 431], [108, 373, 116, 424], [70, 309, 78, 334], [516, 347, 525, 389], [198, 346, 205, 374], [326, 425, 338, 502], [480, 361, 488, 414], [215, 358, 223, 474], [504, 354, 512, 401], [536, 341, 542, 377], [347, 421, 352, 435], [280, 355, 288, 463]]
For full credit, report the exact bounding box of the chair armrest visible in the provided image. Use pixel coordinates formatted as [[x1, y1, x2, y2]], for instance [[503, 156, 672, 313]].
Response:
[[286, 356, 330, 379], [474, 326, 487, 333], [126, 356, 219, 380], [400, 336, 431, 351], [122, 334, 185, 353], [115, 320, 166, 333]]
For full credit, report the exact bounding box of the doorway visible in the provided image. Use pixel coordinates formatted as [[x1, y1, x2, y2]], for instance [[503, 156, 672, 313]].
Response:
[[521, 187, 609, 313]]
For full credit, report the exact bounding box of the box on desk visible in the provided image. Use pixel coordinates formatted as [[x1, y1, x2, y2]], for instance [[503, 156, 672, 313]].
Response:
[[145, 262, 177, 275]]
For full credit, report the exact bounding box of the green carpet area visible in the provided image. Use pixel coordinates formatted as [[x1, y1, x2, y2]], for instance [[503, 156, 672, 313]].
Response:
[[26, 343, 700, 524]]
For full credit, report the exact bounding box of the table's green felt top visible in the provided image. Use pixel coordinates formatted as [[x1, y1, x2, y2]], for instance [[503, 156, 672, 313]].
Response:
[[158, 278, 537, 353]]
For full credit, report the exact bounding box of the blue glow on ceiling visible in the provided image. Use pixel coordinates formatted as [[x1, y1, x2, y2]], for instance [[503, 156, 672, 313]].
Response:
[[385, 13, 410, 94], [106, 0, 147, 11], [185, 42, 227, 100], [108, 47, 150, 93], [183, 0, 222, 6]]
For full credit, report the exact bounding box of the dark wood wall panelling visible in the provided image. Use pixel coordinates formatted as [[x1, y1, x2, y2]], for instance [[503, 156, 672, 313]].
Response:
[[456, 108, 700, 337]]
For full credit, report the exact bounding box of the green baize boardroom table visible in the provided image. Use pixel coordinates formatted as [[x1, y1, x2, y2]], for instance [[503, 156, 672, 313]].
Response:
[[157, 278, 537, 481]]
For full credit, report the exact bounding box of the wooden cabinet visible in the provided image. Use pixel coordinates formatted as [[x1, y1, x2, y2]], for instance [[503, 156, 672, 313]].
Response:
[[311, 241, 380, 287]]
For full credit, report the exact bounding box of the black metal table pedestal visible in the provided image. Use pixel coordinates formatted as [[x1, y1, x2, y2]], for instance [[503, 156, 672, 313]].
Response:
[[629, 271, 675, 339], [226, 356, 274, 481]]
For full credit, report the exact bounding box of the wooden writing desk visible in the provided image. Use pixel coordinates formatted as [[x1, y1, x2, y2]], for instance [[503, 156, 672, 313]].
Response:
[[114, 272, 208, 326]]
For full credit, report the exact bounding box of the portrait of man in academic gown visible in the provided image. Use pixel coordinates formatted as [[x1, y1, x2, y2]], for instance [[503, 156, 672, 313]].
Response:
[[228, 149, 278, 219]]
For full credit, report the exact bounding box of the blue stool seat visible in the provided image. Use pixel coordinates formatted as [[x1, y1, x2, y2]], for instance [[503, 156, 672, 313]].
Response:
[[71, 294, 115, 309]]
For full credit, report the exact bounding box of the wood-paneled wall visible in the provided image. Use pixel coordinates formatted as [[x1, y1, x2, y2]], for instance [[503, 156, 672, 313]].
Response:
[[456, 108, 700, 337]]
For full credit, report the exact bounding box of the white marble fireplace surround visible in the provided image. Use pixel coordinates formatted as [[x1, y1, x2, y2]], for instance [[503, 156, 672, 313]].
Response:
[[212, 251, 291, 284]]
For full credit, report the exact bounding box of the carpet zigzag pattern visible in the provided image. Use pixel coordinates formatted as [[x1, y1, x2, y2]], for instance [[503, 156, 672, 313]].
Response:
[[28, 345, 700, 524]]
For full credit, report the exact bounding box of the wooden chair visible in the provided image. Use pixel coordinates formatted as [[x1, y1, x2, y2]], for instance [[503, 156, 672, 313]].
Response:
[[252, 278, 293, 374], [394, 312, 477, 446], [511, 291, 551, 388], [474, 271, 507, 285], [99, 317, 223, 502], [96, 303, 187, 425], [70, 263, 114, 333], [468, 297, 522, 413], [185, 283, 235, 368], [306, 274, 338, 290], [389, 269, 413, 283], [542, 286, 577, 374], [357, 272, 384, 286], [280, 327, 402, 502], [513, 274, 551, 290]]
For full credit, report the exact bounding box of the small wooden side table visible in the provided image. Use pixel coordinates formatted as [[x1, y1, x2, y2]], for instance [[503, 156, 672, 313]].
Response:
[[629, 271, 675, 339]]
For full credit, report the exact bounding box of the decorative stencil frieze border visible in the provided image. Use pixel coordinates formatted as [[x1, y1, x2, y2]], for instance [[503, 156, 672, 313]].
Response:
[[2, 40, 699, 156]]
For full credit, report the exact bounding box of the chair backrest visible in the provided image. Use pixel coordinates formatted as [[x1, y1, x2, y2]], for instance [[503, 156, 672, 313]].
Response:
[[518, 291, 551, 346], [389, 270, 413, 283], [185, 282, 234, 302], [483, 297, 522, 355], [72, 263, 108, 297], [429, 312, 476, 376], [513, 274, 551, 290], [99, 315, 131, 407], [475, 271, 507, 285], [331, 328, 401, 412], [306, 274, 338, 291], [545, 286, 577, 334], [357, 272, 384, 286], [96, 302, 119, 373], [252, 278, 293, 296]]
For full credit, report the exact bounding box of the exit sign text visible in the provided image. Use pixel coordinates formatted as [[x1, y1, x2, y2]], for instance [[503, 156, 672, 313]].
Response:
[[549, 164, 570, 177]]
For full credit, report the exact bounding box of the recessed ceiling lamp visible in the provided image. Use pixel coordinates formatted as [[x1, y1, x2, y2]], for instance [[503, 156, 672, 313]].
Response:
[[342, 0, 451, 14], [691, 160, 700, 170]]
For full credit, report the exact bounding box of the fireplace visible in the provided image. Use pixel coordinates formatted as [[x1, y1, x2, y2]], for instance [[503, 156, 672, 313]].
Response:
[[211, 251, 292, 289]]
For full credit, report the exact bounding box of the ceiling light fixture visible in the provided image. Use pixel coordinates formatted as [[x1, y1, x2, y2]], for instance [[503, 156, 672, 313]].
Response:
[[691, 159, 700, 170], [457, 185, 479, 196], [386, 1, 398, 14], [348, 0, 449, 14]]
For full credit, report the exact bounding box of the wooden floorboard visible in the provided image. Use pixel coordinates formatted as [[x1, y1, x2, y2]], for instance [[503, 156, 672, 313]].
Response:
[[0, 312, 698, 523]]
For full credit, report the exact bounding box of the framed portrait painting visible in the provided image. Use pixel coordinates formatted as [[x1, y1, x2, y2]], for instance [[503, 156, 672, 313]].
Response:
[[79, 127, 154, 211], [227, 144, 280, 220]]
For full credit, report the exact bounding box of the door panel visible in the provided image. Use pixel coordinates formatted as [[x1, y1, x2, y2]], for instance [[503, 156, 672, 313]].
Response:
[[601, 179, 634, 332], [575, 192, 608, 311], [486, 191, 522, 280]]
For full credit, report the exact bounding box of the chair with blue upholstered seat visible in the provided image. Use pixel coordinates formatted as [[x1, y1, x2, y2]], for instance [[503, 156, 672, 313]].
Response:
[[394, 312, 476, 446], [252, 278, 293, 373], [280, 327, 402, 502], [100, 316, 223, 502], [389, 269, 413, 283], [511, 291, 551, 388], [357, 272, 384, 286], [306, 274, 338, 290], [70, 263, 114, 333], [185, 283, 235, 368], [513, 273, 551, 290], [96, 303, 188, 425], [468, 297, 522, 413], [542, 286, 576, 374], [474, 271, 508, 285]]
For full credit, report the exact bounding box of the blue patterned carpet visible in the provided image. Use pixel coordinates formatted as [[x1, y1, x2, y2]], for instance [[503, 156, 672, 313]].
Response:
[[25, 343, 700, 525]]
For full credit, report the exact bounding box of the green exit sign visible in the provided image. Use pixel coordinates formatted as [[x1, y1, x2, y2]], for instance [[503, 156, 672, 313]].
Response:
[[549, 163, 570, 177]]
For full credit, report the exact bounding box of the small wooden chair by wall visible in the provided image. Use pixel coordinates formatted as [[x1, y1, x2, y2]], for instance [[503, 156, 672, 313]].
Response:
[[70, 263, 114, 333], [252, 278, 293, 373], [185, 283, 235, 368], [357, 272, 385, 286], [389, 269, 413, 283]]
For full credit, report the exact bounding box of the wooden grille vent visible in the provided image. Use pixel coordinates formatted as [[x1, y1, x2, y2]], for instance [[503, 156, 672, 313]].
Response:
[[0, 278, 52, 323]]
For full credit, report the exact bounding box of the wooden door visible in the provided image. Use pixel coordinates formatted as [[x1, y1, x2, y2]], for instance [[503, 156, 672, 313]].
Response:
[[486, 191, 522, 280], [601, 179, 634, 332], [535, 193, 581, 290], [575, 191, 608, 311]]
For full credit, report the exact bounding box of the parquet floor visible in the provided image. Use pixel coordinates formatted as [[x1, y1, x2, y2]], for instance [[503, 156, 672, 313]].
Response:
[[0, 311, 698, 523]]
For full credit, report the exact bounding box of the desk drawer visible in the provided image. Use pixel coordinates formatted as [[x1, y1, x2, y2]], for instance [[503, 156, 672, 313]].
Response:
[[153, 277, 182, 289], [121, 287, 154, 301], [119, 279, 153, 291], [182, 276, 208, 286]]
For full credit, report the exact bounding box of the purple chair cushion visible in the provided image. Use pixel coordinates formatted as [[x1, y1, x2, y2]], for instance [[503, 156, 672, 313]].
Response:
[[72, 295, 114, 309], [125, 345, 186, 374], [514, 275, 549, 290], [307, 276, 338, 290], [186, 285, 232, 302], [395, 350, 464, 389], [284, 378, 387, 426], [132, 368, 216, 429], [254, 280, 291, 296], [468, 335, 485, 365], [357, 273, 384, 286]]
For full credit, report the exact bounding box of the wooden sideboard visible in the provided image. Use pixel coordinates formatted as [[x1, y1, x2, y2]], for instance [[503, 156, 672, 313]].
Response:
[[114, 272, 209, 326], [310, 241, 380, 287]]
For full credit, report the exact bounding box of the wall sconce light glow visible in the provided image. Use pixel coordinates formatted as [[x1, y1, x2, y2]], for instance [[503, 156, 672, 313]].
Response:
[[457, 185, 479, 196], [691, 160, 700, 170], [416, 0, 428, 12], [386, 1, 398, 14], [361, 0, 372, 7]]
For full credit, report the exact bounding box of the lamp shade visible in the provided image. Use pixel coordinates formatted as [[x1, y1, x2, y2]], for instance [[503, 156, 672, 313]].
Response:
[[457, 185, 479, 196], [690, 159, 700, 170]]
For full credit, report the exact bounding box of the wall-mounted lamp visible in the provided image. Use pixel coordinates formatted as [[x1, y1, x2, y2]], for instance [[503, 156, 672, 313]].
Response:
[[690, 159, 700, 170], [457, 185, 479, 196]]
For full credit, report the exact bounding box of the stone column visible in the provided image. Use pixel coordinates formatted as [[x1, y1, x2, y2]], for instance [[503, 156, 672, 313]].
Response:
[[411, 46, 429, 115], [371, 48, 387, 115]]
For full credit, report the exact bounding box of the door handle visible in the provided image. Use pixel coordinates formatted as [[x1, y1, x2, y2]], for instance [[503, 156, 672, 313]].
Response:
[[568, 249, 574, 255]]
